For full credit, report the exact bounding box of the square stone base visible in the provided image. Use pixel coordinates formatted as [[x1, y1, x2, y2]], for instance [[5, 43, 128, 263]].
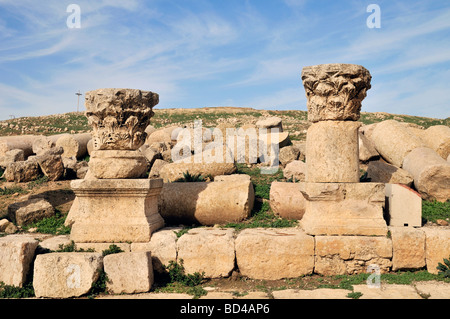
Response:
[[299, 182, 388, 236], [70, 179, 164, 243]]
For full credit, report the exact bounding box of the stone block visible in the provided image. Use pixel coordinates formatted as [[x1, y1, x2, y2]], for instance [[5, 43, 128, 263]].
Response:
[[235, 228, 314, 280], [385, 184, 422, 227], [306, 121, 360, 183], [103, 251, 154, 294], [8, 198, 55, 226], [70, 179, 164, 243], [39, 235, 72, 252], [3, 160, 40, 183], [177, 228, 235, 278], [390, 227, 426, 271], [314, 236, 392, 275], [131, 227, 180, 273], [89, 150, 148, 179], [402, 147, 450, 202], [366, 160, 414, 187], [423, 227, 450, 274], [299, 182, 388, 236], [159, 180, 254, 226], [159, 161, 237, 183], [283, 160, 306, 182], [33, 252, 103, 298], [269, 181, 306, 220], [0, 235, 39, 287]]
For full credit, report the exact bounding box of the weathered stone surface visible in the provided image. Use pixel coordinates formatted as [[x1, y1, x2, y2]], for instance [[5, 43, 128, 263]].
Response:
[[214, 174, 250, 182], [270, 181, 306, 220], [306, 121, 360, 183], [39, 235, 72, 252], [352, 284, 421, 299], [402, 147, 450, 202], [70, 179, 164, 243], [104, 252, 154, 294], [371, 120, 425, 167], [367, 160, 414, 187], [32, 135, 63, 156], [0, 235, 39, 287], [89, 150, 148, 179], [0, 149, 25, 167], [0, 135, 36, 158], [3, 160, 40, 182], [146, 129, 172, 145], [272, 288, 350, 299], [131, 227, 180, 273], [301, 63, 371, 122], [0, 219, 17, 234], [148, 159, 168, 179], [359, 132, 379, 162], [423, 227, 450, 274], [85, 88, 158, 151], [177, 228, 235, 278], [299, 182, 388, 236], [74, 242, 131, 253], [385, 184, 422, 227], [419, 125, 450, 160], [8, 198, 55, 226], [390, 227, 426, 271], [159, 160, 237, 183], [33, 252, 103, 298], [235, 228, 314, 280], [35, 153, 64, 181], [278, 145, 300, 166], [314, 236, 392, 275], [55, 133, 91, 159], [283, 160, 306, 182], [256, 116, 283, 132], [159, 180, 254, 226]]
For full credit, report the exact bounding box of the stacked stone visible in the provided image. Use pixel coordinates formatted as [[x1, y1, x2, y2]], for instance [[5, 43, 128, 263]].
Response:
[[299, 64, 388, 236], [70, 88, 165, 245]]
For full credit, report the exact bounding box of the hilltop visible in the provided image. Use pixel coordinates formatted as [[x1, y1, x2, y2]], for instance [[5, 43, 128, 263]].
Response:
[[0, 107, 449, 139]]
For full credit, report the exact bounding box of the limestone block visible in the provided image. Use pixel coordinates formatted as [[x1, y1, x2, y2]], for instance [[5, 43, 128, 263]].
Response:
[[70, 179, 164, 243], [3, 160, 40, 182], [146, 129, 172, 145], [55, 133, 92, 159], [423, 227, 450, 274], [32, 134, 63, 156], [0, 149, 24, 167], [371, 120, 425, 167], [299, 182, 388, 236], [0, 135, 37, 158], [131, 227, 180, 273], [278, 145, 300, 166], [420, 125, 450, 159], [301, 63, 371, 122], [177, 228, 235, 278], [306, 121, 360, 183], [39, 235, 72, 252], [0, 219, 17, 234], [214, 174, 250, 182], [103, 252, 154, 294], [74, 243, 131, 253], [269, 181, 306, 220], [385, 184, 422, 227], [367, 160, 414, 187], [402, 147, 450, 202], [8, 198, 55, 226], [359, 132, 379, 162], [159, 180, 254, 226], [33, 252, 103, 298], [283, 160, 306, 182], [235, 228, 314, 280], [35, 153, 64, 181], [314, 236, 392, 275], [390, 227, 426, 271], [89, 150, 148, 179], [256, 116, 283, 132], [0, 235, 39, 287], [148, 159, 168, 179]]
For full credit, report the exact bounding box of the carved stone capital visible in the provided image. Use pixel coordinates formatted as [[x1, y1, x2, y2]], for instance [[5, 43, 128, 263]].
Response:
[[84, 88, 159, 150], [301, 64, 371, 122]]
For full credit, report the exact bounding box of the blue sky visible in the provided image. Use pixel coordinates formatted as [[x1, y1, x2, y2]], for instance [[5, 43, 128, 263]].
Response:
[[0, 0, 449, 121]]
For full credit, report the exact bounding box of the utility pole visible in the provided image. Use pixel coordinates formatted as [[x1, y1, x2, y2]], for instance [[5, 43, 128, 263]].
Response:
[[75, 90, 83, 112]]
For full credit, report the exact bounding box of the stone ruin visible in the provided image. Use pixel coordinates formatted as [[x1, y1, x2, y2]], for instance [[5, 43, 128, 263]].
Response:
[[0, 64, 450, 298]]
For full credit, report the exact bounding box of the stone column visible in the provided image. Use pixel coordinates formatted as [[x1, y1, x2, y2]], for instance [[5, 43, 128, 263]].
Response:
[[70, 88, 164, 245], [299, 64, 388, 236]]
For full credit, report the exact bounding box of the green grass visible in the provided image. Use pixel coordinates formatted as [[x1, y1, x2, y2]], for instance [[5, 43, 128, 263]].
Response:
[[0, 282, 35, 298], [422, 200, 450, 223], [0, 185, 27, 196], [22, 211, 71, 235]]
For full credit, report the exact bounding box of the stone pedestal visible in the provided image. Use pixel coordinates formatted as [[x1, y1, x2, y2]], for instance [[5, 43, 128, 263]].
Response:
[[70, 179, 164, 243], [299, 182, 388, 236]]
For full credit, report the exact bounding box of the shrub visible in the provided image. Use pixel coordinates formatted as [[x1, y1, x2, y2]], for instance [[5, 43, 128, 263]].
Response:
[[437, 256, 450, 278]]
